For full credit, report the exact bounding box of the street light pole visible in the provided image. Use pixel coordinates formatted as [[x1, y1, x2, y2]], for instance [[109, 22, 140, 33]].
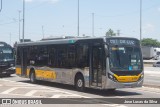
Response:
[[92, 13, 95, 37], [22, 0, 25, 42], [10, 33, 11, 45], [140, 0, 142, 42], [42, 25, 45, 39], [77, 0, 79, 37], [18, 10, 21, 42], [0, 0, 2, 13]]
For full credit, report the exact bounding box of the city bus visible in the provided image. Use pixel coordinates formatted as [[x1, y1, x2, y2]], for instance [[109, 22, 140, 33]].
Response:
[[0, 42, 15, 76], [15, 37, 144, 91]]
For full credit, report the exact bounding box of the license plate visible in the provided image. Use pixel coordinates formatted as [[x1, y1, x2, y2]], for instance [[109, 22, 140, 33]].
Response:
[[2, 72, 7, 74], [124, 84, 132, 88]]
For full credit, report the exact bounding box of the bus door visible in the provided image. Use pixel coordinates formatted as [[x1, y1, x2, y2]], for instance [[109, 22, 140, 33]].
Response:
[[90, 44, 103, 87], [21, 47, 28, 76]]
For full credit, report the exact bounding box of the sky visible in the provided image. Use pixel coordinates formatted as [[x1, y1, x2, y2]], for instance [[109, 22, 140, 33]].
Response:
[[0, 0, 160, 46]]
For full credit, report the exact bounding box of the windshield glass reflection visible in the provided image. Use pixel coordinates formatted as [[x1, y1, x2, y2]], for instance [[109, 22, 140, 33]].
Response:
[[109, 46, 142, 71]]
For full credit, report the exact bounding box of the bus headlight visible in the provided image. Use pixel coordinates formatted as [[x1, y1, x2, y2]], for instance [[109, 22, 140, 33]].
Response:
[[138, 73, 144, 81], [108, 73, 117, 82]]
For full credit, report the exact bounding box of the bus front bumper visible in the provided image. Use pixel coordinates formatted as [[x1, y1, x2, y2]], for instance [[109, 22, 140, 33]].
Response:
[[0, 67, 16, 76], [105, 78, 144, 89]]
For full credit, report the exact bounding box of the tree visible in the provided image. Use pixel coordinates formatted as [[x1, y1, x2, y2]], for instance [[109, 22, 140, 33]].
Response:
[[141, 38, 160, 47], [106, 29, 116, 37]]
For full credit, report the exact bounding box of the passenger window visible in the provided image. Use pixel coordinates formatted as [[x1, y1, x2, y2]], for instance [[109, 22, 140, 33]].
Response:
[[76, 44, 89, 68]]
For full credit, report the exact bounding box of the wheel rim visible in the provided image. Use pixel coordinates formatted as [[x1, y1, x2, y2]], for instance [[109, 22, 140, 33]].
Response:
[[77, 79, 83, 88]]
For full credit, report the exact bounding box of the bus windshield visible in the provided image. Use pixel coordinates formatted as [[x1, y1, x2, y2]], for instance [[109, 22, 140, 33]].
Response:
[[0, 48, 14, 61], [109, 46, 142, 71]]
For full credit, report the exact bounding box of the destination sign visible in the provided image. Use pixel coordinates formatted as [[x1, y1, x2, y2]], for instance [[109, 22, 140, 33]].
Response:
[[108, 38, 139, 46]]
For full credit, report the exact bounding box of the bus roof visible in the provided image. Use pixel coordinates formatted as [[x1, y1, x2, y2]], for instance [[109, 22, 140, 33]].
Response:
[[16, 36, 139, 47], [0, 41, 12, 48]]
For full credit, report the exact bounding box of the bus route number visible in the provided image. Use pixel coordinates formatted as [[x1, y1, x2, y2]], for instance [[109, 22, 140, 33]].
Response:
[[110, 39, 135, 46]]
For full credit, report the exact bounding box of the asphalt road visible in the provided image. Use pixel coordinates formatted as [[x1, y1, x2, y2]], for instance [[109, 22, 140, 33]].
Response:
[[0, 67, 160, 107], [144, 67, 160, 88]]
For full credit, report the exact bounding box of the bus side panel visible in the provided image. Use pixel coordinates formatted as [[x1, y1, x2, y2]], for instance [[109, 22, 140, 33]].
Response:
[[16, 66, 30, 77], [35, 69, 45, 79], [72, 68, 90, 88], [53, 68, 73, 85], [42, 70, 56, 79], [29, 67, 57, 80], [16, 67, 21, 75]]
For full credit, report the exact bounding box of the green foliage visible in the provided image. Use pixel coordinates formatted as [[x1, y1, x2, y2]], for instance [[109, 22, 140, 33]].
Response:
[[141, 38, 160, 47], [106, 29, 116, 37]]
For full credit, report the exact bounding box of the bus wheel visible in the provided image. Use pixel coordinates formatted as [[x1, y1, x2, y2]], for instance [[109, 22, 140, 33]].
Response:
[[6, 74, 11, 77], [30, 71, 36, 83], [75, 76, 85, 91], [108, 89, 116, 92]]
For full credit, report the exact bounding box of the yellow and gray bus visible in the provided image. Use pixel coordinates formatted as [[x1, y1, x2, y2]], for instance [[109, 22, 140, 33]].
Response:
[[16, 37, 144, 91]]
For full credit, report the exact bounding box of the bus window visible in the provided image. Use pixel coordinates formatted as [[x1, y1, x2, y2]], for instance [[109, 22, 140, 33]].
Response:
[[67, 45, 76, 68], [76, 44, 89, 68], [36, 46, 48, 66], [48, 46, 56, 67], [29, 46, 38, 65], [56, 45, 68, 68], [16, 47, 21, 65]]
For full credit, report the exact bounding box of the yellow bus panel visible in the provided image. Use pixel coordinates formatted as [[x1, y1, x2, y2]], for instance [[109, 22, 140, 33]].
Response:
[[43, 70, 56, 79], [35, 70, 44, 78], [114, 74, 141, 82], [16, 67, 21, 75], [35, 70, 56, 80]]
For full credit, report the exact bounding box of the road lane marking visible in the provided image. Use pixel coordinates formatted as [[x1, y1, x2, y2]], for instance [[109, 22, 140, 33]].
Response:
[[128, 87, 160, 94], [51, 94, 61, 98], [0, 79, 128, 107], [25, 90, 38, 96], [145, 75, 160, 77], [144, 71, 160, 74], [0, 78, 143, 98], [51, 93, 89, 98], [0, 93, 40, 98], [144, 80, 160, 83], [1, 87, 18, 94]]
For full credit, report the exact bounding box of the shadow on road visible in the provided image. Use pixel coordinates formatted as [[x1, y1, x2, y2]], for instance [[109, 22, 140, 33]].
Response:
[[0, 75, 15, 78], [17, 80, 142, 97]]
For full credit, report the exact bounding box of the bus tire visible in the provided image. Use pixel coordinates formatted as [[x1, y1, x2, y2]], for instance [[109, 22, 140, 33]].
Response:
[[30, 71, 36, 83], [75, 75, 85, 91], [108, 89, 116, 92], [6, 74, 11, 77]]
